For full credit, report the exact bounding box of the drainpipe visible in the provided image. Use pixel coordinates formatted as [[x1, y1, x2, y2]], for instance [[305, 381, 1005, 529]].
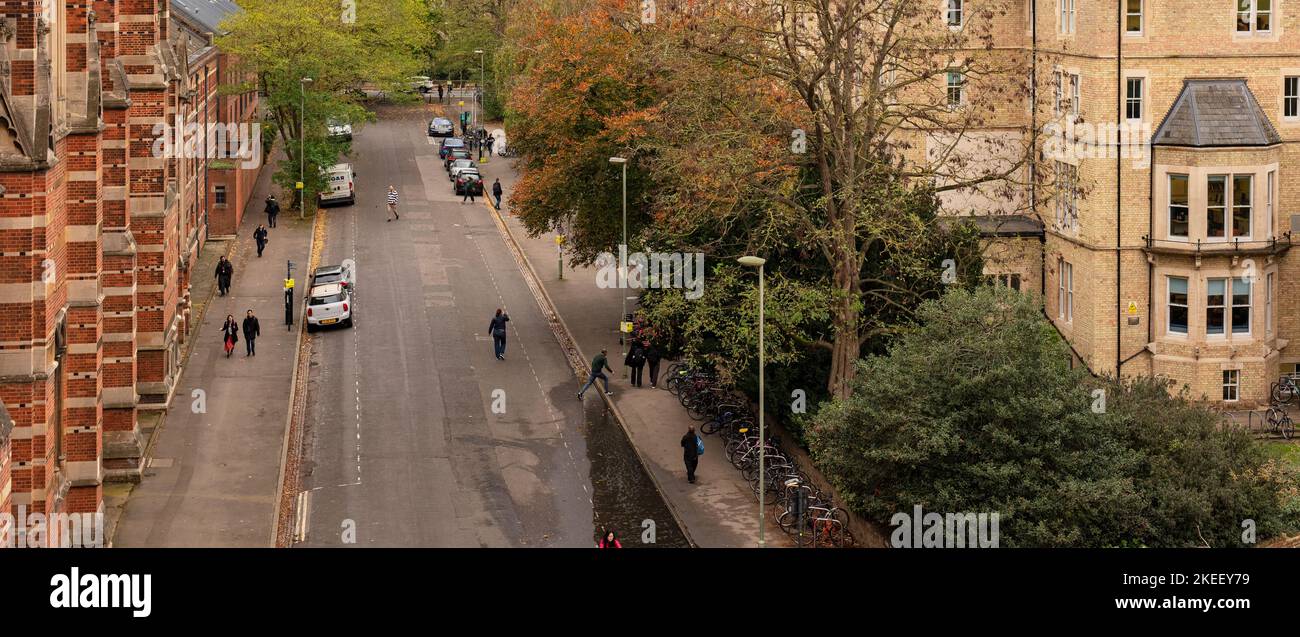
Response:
[[1033, 0, 1045, 299], [1115, 3, 1124, 375]]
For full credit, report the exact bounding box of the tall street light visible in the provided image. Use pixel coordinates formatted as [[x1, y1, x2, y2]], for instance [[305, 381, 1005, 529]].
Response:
[[474, 48, 485, 159], [299, 77, 312, 218], [609, 156, 629, 376], [738, 255, 766, 548]]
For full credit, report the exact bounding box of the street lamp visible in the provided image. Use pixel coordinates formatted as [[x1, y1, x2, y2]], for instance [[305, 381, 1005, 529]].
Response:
[[610, 156, 629, 376], [738, 255, 766, 548], [474, 49, 485, 159], [299, 77, 312, 218]]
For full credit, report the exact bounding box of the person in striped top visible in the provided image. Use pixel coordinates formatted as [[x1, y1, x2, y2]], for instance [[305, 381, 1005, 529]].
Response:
[[386, 185, 399, 221]]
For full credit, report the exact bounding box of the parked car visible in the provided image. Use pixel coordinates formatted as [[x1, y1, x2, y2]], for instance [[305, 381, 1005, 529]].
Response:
[[438, 137, 465, 160], [310, 263, 355, 292], [409, 76, 435, 94], [306, 283, 353, 332], [444, 148, 472, 170], [327, 118, 352, 141], [318, 163, 356, 207], [455, 170, 484, 196], [428, 118, 454, 137], [448, 158, 477, 181]]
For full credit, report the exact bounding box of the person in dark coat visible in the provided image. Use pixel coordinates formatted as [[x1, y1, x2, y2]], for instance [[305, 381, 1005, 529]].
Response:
[[492, 178, 504, 209], [625, 341, 646, 387], [242, 310, 261, 357], [215, 257, 234, 296], [578, 349, 614, 398], [644, 340, 662, 388], [488, 308, 510, 360], [221, 314, 239, 358], [486, 135, 495, 157], [264, 195, 279, 228], [254, 224, 269, 257], [681, 426, 700, 484]]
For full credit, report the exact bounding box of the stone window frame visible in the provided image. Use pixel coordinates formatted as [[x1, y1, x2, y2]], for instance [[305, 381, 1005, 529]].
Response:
[[1123, 70, 1150, 123], [1153, 162, 1277, 243], [1233, 0, 1279, 39], [1282, 72, 1300, 123], [1166, 275, 1190, 336], [1059, 0, 1076, 35], [946, 0, 963, 29], [1223, 369, 1240, 402], [1125, 0, 1144, 35], [1155, 268, 1267, 343]]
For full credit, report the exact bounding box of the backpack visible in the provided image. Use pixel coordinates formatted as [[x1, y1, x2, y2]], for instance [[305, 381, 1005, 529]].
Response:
[[696, 435, 704, 456]]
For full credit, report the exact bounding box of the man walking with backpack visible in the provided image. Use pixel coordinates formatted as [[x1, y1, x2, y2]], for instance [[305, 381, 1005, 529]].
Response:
[[492, 178, 503, 210], [264, 194, 279, 228], [578, 349, 614, 398], [681, 426, 701, 484], [489, 308, 510, 360]]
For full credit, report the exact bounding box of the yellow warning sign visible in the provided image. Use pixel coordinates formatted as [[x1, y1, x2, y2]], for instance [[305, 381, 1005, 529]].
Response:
[[285, 278, 295, 290], [1127, 301, 1138, 315], [620, 321, 634, 334]]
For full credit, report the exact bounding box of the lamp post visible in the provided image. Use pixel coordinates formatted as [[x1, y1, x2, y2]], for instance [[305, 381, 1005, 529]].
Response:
[[474, 49, 485, 159], [609, 156, 629, 375], [299, 77, 312, 218], [738, 255, 766, 548]]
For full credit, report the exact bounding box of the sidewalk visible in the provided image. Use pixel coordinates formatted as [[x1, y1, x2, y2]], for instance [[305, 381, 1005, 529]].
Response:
[[473, 129, 786, 547], [110, 155, 315, 547]]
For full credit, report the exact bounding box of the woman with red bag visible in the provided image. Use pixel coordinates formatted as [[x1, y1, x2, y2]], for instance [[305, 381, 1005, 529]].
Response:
[[221, 315, 239, 358]]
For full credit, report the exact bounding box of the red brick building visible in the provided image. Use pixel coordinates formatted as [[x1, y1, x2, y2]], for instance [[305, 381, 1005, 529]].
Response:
[[0, 0, 258, 547]]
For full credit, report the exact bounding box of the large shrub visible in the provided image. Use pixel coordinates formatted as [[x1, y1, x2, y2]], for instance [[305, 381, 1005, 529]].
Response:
[[808, 286, 1300, 547]]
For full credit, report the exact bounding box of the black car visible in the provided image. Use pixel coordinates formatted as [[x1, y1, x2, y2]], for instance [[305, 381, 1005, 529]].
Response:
[[455, 171, 484, 196], [444, 148, 472, 170], [439, 138, 466, 160]]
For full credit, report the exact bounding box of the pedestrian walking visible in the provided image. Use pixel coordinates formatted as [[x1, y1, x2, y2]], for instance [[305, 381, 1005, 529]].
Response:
[[386, 185, 400, 221], [577, 349, 614, 398], [254, 224, 269, 257], [597, 528, 622, 549], [242, 310, 261, 357], [644, 340, 662, 388], [486, 135, 495, 157], [437, 83, 444, 102], [681, 426, 701, 484], [264, 195, 279, 228], [492, 178, 503, 209], [462, 183, 477, 205], [625, 340, 646, 387], [489, 308, 510, 360], [221, 315, 239, 358], [215, 256, 234, 296]]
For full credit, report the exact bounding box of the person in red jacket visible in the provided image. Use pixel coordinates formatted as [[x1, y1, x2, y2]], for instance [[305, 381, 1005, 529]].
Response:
[[597, 528, 622, 549]]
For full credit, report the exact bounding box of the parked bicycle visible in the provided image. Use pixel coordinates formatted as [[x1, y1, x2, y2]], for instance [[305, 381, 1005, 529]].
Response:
[[1271, 376, 1299, 405], [1265, 405, 1296, 439]]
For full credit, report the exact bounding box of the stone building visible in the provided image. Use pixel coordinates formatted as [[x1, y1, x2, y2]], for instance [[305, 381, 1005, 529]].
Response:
[[0, 0, 257, 547]]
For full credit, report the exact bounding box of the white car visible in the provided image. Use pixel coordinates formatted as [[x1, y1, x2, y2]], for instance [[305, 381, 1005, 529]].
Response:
[[318, 163, 355, 206], [448, 158, 477, 181], [327, 118, 353, 141], [409, 76, 435, 93], [306, 283, 353, 331]]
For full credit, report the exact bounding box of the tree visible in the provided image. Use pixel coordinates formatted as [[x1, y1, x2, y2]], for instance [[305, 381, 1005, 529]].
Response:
[[218, 0, 430, 209], [808, 286, 1300, 547]]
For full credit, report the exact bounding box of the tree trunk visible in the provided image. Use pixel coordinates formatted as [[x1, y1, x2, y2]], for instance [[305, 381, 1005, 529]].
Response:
[[828, 253, 860, 399]]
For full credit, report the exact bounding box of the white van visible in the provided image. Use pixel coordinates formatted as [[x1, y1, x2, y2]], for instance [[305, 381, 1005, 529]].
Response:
[[318, 163, 355, 206]]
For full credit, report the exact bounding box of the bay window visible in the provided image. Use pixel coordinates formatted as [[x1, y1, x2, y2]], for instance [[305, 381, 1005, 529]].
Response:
[[1207, 175, 1227, 238], [1233, 175, 1252, 238], [1169, 174, 1189, 238], [1168, 277, 1188, 335]]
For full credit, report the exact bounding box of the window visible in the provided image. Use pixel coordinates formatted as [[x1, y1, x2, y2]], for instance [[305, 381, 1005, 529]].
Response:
[[1058, 259, 1074, 322], [1069, 74, 1080, 118], [1169, 174, 1189, 238], [1223, 370, 1240, 402], [1233, 175, 1252, 238], [1266, 272, 1274, 334], [1267, 170, 1275, 232], [947, 71, 964, 108], [1060, 0, 1075, 33], [1055, 161, 1078, 229], [987, 273, 1022, 291], [1126, 0, 1143, 33], [1207, 278, 1227, 335], [1232, 276, 1251, 334], [1207, 175, 1227, 238], [948, 0, 963, 27], [1284, 76, 1298, 119], [1237, 0, 1272, 33], [1053, 71, 1063, 115], [1168, 276, 1188, 334], [1125, 77, 1143, 120], [215, 185, 227, 206]]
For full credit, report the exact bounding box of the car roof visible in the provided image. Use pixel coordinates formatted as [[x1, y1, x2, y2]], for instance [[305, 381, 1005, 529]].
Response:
[[432, 117, 451, 124], [310, 283, 345, 296], [314, 265, 343, 275], [442, 138, 465, 146], [325, 163, 352, 173]]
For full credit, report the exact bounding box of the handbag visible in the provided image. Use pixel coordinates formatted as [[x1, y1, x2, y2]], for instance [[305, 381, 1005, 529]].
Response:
[[696, 435, 704, 456]]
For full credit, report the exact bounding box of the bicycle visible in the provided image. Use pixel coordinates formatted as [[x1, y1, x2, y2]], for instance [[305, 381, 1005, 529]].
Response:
[[1271, 376, 1299, 405], [1265, 406, 1296, 439]]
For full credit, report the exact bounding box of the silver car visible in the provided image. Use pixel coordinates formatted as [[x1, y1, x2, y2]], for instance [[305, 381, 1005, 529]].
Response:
[[306, 283, 353, 331]]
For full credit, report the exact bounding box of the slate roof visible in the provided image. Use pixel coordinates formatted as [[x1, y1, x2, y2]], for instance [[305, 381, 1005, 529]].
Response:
[[171, 0, 242, 34], [940, 214, 1044, 238], [1153, 79, 1282, 147]]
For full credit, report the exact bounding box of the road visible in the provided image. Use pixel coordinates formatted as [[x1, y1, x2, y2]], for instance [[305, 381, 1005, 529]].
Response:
[[296, 105, 594, 547]]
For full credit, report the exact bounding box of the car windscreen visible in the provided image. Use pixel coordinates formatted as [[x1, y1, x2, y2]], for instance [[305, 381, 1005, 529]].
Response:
[[309, 293, 346, 305], [313, 273, 343, 285], [443, 139, 464, 147]]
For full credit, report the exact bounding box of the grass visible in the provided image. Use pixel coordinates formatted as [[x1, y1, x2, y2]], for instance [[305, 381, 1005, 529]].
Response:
[[1263, 440, 1300, 470]]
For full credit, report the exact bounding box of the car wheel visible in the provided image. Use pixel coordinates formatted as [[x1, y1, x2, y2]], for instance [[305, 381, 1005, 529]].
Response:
[[306, 324, 316, 333]]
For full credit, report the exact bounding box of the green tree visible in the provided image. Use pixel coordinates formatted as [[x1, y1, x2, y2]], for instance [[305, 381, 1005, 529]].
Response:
[[808, 286, 1300, 547], [218, 0, 430, 210]]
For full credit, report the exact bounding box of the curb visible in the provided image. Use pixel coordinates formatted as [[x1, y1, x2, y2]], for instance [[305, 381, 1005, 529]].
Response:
[[483, 198, 698, 548], [270, 209, 326, 547]]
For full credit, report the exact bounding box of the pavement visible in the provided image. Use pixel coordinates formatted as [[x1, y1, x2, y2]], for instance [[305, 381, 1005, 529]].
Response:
[[112, 151, 313, 547], [465, 117, 787, 548]]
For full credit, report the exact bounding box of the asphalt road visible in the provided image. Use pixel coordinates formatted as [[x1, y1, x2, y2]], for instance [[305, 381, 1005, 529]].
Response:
[[297, 105, 594, 547]]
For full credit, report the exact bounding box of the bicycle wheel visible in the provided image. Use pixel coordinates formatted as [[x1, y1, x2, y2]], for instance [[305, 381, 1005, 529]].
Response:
[[1284, 416, 1296, 440]]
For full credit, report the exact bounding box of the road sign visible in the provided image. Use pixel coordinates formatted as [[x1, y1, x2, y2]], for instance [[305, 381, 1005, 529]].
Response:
[[620, 321, 634, 334], [285, 278, 295, 290]]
